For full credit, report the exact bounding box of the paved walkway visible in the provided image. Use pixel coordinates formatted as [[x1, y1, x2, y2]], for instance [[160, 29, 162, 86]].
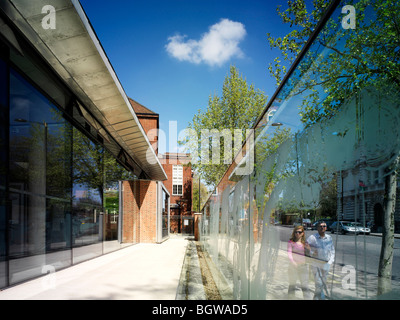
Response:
[[1, 231, 399, 300], [0, 235, 188, 300]]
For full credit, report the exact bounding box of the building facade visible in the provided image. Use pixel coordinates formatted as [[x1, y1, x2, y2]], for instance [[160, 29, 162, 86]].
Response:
[[121, 180, 170, 244], [0, 0, 168, 289], [128, 98, 159, 155], [160, 153, 193, 234], [127, 98, 193, 235]]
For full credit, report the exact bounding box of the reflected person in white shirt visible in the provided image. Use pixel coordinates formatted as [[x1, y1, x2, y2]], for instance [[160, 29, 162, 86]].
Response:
[[306, 221, 335, 300]]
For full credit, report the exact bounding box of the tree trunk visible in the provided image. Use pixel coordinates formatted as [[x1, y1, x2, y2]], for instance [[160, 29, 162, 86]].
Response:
[[378, 159, 398, 296]]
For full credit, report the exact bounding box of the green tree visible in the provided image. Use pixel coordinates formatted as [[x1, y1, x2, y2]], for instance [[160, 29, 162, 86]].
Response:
[[267, 0, 331, 86], [192, 173, 209, 212], [268, 0, 400, 126], [253, 126, 292, 213], [73, 129, 133, 206], [183, 65, 268, 187]]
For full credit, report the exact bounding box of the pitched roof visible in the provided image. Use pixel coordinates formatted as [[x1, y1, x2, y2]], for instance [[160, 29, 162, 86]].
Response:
[[128, 98, 159, 116]]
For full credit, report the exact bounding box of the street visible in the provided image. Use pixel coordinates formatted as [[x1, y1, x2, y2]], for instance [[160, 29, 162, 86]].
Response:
[[275, 225, 400, 297]]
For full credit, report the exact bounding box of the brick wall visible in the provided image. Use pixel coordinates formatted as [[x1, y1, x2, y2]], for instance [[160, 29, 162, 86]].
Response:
[[121, 180, 140, 243], [161, 154, 192, 214], [121, 180, 158, 243], [128, 98, 159, 155], [137, 116, 158, 154], [122, 99, 164, 243], [138, 180, 158, 243], [160, 153, 193, 234]]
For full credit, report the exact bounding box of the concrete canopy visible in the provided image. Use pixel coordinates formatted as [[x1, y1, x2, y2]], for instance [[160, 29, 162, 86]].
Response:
[[2, 0, 167, 181]]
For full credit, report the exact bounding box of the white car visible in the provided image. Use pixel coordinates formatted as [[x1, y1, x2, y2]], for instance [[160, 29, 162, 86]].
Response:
[[352, 222, 371, 234], [330, 221, 370, 235]]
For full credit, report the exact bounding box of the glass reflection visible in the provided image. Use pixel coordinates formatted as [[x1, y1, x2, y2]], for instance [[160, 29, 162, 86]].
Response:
[[72, 128, 103, 262], [200, 0, 400, 300], [162, 189, 169, 239], [9, 69, 73, 283], [0, 56, 8, 288], [1, 44, 135, 287], [103, 151, 133, 252]]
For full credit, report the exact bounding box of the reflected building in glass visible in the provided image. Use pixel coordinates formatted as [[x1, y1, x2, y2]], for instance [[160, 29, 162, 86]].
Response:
[[200, 0, 400, 299], [0, 0, 169, 288]]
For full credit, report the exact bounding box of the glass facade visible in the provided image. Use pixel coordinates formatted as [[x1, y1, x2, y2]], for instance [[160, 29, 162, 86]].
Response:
[[0, 19, 135, 288], [162, 187, 170, 239], [9, 68, 72, 284], [200, 0, 400, 299], [0, 43, 8, 289]]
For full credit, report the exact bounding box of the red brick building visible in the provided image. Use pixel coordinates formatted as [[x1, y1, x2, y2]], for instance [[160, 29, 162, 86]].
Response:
[[160, 153, 193, 234], [119, 98, 193, 243], [128, 98, 159, 155], [121, 179, 169, 243], [118, 98, 169, 243]]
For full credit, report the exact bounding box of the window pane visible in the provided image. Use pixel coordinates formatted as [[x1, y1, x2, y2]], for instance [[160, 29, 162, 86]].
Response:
[[8, 69, 73, 284], [0, 56, 7, 288], [72, 128, 103, 263], [103, 150, 133, 253]]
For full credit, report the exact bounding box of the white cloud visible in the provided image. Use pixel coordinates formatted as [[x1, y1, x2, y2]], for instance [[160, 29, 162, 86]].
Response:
[[166, 19, 246, 67]]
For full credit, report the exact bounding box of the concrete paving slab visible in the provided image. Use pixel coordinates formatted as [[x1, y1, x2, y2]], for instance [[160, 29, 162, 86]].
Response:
[[0, 236, 188, 300], [176, 240, 206, 300]]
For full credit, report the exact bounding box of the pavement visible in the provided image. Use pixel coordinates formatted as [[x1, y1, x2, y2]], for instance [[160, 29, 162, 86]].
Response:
[[1, 230, 399, 300], [175, 239, 206, 300], [0, 234, 189, 300]]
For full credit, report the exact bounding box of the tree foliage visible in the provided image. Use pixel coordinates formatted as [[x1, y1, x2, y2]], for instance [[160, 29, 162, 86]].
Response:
[[192, 173, 209, 212], [267, 0, 331, 86], [268, 0, 400, 126], [184, 65, 268, 187], [73, 129, 133, 205]]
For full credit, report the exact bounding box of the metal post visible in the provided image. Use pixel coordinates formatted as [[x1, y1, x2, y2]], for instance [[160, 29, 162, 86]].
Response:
[[198, 175, 201, 212]]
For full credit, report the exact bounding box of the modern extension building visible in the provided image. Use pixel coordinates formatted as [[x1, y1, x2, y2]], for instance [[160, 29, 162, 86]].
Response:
[[0, 0, 169, 289], [200, 0, 400, 300]]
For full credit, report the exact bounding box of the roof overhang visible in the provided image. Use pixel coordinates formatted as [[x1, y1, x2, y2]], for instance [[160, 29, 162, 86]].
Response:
[[1, 0, 167, 181]]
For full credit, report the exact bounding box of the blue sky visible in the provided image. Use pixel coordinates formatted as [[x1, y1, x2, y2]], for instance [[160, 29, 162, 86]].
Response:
[[80, 0, 292, 154]]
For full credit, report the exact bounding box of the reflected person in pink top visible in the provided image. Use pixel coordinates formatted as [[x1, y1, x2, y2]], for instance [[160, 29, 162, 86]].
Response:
[[287, 225, 311, 299]]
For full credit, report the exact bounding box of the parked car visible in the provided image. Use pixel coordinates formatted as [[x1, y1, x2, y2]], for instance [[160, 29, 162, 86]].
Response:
[[330, 221, 371, 235], [311, 219, 334, 230], [353, 222, 371, 234], [293, 218, 312, 229], [302, 219, 312, 229]]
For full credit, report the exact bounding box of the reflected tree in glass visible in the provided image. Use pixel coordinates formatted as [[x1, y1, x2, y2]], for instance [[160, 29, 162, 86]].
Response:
[[268, 0, 400, 295]]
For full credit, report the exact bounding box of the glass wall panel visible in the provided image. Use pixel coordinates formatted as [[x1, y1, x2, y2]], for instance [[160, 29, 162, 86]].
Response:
[[0, 25, 138, 287], [72, 128, 103, 263], [200, 0, 400, 300], [9, 68, 72, 284], [162, 188, 169, 239], [103, 150, 133, 253], [103, 186, 119, 253], [0, 55, 8, 288]]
